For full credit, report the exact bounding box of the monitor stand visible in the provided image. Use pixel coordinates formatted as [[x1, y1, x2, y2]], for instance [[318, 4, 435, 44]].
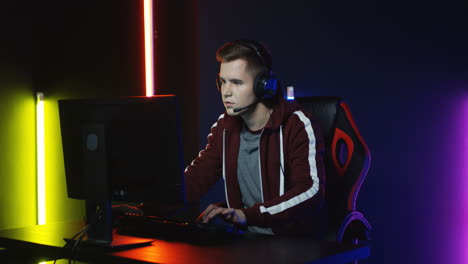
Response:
[[64, 200, 153, 250]]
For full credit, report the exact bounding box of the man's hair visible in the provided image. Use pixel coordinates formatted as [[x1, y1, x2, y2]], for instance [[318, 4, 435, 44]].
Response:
[[215, 40, 270, 76]]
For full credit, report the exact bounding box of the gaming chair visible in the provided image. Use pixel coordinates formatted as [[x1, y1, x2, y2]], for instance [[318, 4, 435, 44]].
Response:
[[295, 96, 372, 244]]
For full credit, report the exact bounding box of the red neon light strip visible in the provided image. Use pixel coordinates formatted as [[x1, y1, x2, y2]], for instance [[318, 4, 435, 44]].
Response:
[[144, 0, 154, 96]]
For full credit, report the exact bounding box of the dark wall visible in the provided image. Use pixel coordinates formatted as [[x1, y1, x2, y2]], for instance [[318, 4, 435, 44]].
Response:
[[36, 1, 198, 164], [35, 1, 145, 97], [38, 0, 199, 167], [153, 0, 199, 165], [198, 1, 468, 263]]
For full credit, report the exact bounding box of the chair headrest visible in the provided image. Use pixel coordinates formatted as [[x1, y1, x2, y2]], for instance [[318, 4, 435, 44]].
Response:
[[294, 96, 342, 144]]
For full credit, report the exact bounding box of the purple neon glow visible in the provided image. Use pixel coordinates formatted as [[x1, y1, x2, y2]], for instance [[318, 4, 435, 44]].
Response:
[[462, 95, 468, 263], [451, 93, 468, 264], [440, 91, 468, 264]]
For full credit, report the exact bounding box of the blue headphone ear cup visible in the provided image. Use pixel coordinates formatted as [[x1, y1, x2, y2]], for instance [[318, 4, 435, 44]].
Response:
[[254, 71, 277, 99], [263, 77, 278, 99]]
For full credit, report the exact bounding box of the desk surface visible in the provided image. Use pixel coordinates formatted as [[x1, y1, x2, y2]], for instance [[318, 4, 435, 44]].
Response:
[[0, 221, 369, 264]]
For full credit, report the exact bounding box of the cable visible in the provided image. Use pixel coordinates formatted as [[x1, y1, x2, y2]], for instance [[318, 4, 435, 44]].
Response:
[[70, 224, 90, 262], [72, 224, 90, 251], [64, 205, 104, 264], [70, 224, 90, 241], [65, 224, 90, 264]]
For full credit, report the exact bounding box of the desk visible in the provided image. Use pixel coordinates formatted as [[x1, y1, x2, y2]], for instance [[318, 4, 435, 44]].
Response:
[[0, 221, 369, 264]]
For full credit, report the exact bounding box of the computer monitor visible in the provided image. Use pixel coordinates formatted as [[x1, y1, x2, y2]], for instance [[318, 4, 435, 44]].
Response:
[[58, 95, 186, 245]]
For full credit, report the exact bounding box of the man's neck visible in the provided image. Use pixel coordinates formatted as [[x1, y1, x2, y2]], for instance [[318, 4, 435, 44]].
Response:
[[241, 102, 271, 131]]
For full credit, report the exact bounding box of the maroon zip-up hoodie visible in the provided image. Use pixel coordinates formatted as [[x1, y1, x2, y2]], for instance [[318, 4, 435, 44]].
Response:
[[185, 98, 326, 236]]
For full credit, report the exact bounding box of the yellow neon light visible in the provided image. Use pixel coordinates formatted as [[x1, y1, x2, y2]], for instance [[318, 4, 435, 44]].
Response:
[[36, 92, 45, 225], [144, 0, 155, 96]]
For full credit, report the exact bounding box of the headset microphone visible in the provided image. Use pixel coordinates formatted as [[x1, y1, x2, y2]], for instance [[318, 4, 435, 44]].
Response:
[[233, 101, 258, 113]]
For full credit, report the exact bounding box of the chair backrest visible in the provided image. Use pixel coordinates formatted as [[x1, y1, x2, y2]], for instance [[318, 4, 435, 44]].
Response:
[[295, 97, 371, 228]]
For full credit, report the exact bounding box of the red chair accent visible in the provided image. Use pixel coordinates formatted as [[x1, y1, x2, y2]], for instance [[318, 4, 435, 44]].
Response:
[[295, 97, 372, 244]]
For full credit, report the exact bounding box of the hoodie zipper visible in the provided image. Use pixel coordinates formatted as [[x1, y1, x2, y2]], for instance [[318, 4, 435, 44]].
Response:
[[258, 129, 265, 203], [222, 129, 231, 208]]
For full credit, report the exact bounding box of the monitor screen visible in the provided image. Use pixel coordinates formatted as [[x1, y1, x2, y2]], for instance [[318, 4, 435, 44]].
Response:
[[58, 95, 186, 206]]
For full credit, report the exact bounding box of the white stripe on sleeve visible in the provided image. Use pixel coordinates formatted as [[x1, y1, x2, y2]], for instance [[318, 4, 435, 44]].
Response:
[[259, 111, 319, 215], [184, 114, 224, 172], [279, 125, 285, 196]]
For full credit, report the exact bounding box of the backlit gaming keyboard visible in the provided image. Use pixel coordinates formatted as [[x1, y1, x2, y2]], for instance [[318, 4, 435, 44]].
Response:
[[115, 213, 245, 243]]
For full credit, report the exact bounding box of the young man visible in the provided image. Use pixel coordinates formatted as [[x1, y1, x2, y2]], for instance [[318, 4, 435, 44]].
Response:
[[185, 40, 326, 236]]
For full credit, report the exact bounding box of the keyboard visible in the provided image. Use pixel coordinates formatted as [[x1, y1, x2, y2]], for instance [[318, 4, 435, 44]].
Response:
[[115, 213, 245, 243]]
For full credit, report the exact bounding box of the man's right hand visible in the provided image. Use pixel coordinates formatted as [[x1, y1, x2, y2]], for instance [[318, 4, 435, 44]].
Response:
[[197, 204, 247, 226]]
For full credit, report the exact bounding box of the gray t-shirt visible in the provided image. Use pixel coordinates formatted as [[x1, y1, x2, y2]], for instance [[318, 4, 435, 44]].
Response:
[[237, 125, 274, 235]]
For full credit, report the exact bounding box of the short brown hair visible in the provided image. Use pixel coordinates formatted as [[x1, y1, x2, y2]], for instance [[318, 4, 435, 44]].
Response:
[[215, 40, 270, 76]]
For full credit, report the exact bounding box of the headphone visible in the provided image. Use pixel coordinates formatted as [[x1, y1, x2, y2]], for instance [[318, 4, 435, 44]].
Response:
[[216, 40, 278, 99]]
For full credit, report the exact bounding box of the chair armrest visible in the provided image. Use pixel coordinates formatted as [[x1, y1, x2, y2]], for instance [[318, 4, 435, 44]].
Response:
[[326, 210, 372, 244], [337, 211, 372, 244]]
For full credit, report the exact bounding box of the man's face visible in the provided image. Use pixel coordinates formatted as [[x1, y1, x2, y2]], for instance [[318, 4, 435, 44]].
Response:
[[218, 59, 257, 116]]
